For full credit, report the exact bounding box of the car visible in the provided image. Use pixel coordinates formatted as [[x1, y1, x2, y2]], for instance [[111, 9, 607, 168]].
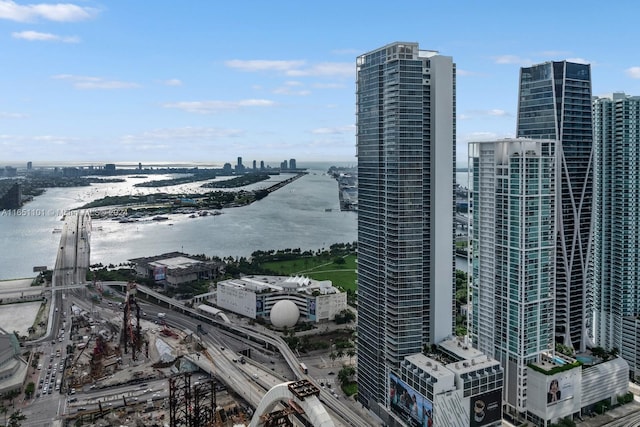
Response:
[[68, 397, 77, 403]]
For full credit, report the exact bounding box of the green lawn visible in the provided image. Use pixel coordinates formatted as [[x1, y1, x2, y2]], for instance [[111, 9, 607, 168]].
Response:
[[261, 254, 357, 291]]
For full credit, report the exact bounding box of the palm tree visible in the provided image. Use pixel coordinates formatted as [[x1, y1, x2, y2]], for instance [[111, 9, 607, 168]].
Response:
[[329, 352, 337, 367], [346, 348, 356, 364], [8, 409, 25, 427]]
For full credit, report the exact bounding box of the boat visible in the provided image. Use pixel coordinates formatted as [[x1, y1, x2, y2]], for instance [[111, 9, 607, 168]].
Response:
[[52, 228, 62, 233], [325, 208, 332, 212], [152, 216, 169, 221]]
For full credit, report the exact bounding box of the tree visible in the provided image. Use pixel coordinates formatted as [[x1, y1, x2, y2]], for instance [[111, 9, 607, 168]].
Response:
[[329, 352, 337, 367], [346, 348, 356, 364], [8, 409, 25, 427], [24, 382, 35, 399]]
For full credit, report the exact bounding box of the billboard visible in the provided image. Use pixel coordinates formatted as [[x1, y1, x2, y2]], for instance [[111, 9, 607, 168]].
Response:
[[547, 373, 574, 405], [469, 388, 502, 427], [389, 372, 433, 427], [153, 265, 167, 281]]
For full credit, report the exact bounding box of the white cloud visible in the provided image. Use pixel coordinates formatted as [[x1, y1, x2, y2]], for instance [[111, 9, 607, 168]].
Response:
[[225, 59, 306, 73], [0, 112, 27, 119], [273, 81, 311, 96], [566, 57, 591, 65], [459, 109, 510, 120], [161, 78, 183, 86], [52, 74, 140, 89], [493, 55, 532, 66], [121, 127, 243, 143], [12, 30, 79, 43], [0, 0, 98, 22], [456, 69, 476, 77], [311, 125, 355, 135], [163, 99, 275, 114], [625, 67, 640, 79], [225, 59, 353, 78], [287, 62, 353, 78], [312, 82, 345, 89]]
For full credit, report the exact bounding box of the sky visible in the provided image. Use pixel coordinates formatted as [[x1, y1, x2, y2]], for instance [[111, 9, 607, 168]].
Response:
[[2, 0, 640, 167]]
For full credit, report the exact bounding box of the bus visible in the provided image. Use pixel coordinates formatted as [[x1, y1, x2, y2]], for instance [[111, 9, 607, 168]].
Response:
[[300, 362, 308, 374]]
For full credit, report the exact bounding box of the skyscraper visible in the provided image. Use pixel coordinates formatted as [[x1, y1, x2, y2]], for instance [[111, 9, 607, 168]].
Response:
[[516, 61, 594, 352], [593, 93, 640, 379], [470, 138, 556, 415], [356, 42, 456, 416]]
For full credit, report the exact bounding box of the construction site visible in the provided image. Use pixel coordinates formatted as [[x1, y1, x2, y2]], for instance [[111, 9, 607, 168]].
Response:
[[59, 282, 252, 427]]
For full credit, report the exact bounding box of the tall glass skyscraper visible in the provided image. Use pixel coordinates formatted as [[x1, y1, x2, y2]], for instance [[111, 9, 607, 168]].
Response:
[[356, 42, 456, 416], [593, 93, 640, 379], [470, 138, 556, 415], [516, 61, 594, 353]]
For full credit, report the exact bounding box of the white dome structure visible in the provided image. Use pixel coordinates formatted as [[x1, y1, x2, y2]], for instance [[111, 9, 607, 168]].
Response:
[[270, 300, 300, 328]]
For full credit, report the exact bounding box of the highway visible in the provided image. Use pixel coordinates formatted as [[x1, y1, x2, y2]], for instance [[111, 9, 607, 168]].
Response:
[[22, 208, 377, 426]]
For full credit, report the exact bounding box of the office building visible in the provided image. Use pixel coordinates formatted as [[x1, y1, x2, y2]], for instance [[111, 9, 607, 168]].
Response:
[[593, 93, 640, 379], [469, 138, 556, 417], [516, 61, 594, 353], [356, 42, 456, 420]]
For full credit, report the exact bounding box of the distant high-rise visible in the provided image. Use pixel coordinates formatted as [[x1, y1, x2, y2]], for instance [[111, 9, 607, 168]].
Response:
[[593, 93, 640, 379], [356, 41, 455, 416], [26, 161, 32, 170], [516, 61, 594, 352], [289, 159, 296, 170], [470, 138, 556, 414]]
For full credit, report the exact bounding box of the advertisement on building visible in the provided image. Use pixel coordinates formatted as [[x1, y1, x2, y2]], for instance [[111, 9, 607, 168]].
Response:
[[153, 266, 167, 281], [308, 299, 316, 316], [469, 389, 502, 427], [546, 373, 574, 405], [389, 373, 434, 427]]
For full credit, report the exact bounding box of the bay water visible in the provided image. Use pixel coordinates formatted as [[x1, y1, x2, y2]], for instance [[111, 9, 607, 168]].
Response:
[[0, 165, 469, 280]]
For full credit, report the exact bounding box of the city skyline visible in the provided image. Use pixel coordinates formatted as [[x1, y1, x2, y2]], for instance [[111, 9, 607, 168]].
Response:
[[1, 0, 640, 163]]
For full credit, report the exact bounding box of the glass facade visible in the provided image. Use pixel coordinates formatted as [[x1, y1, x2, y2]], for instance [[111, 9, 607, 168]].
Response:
[[593, 93, 640, 378], [356, 42, 456, 414], [470, 139, 556, 414], [516, 61, 593, 353]]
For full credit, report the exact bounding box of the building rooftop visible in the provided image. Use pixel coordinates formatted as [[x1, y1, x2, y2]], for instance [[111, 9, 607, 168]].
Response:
[[149, 256, 201, 270], [220, 275, 339, 296]]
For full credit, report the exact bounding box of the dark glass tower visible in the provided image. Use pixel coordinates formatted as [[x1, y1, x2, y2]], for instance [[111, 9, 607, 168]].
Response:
[[356, 42, 456, 417], [516, 61, 593, 352]]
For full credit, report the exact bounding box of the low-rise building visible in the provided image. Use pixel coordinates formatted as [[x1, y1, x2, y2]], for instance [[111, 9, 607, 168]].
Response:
[[130, 252, 222, 287], [525, 353, 629, 426], [215, 275, 347, 325], [0, 328, 28, 395], [389, 337, 504, 427]]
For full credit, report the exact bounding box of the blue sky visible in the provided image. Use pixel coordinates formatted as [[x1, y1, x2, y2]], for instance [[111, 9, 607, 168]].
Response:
[[2, 0, 640, 167]]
